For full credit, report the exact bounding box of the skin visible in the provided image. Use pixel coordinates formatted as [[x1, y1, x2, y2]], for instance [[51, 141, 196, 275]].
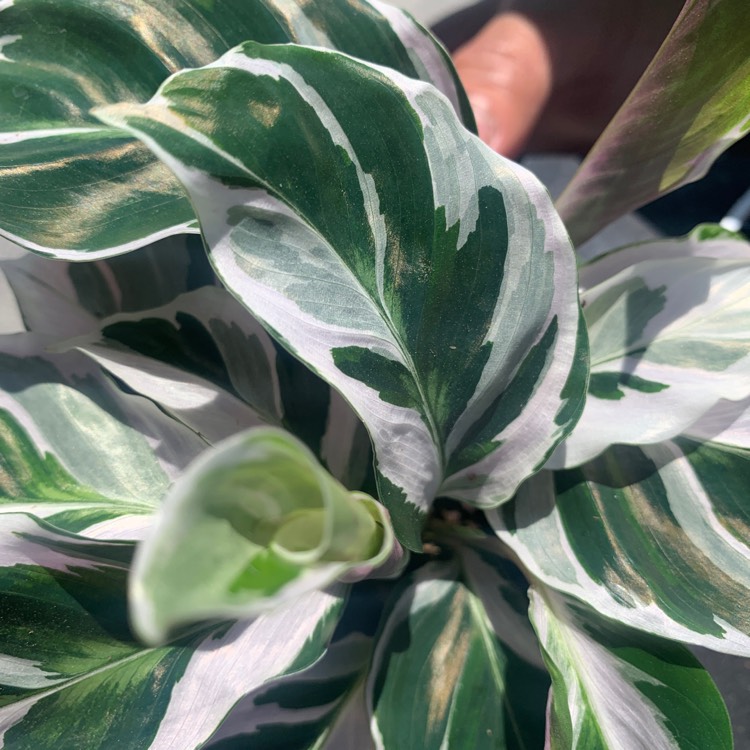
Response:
[[453, 1, 685, 157]]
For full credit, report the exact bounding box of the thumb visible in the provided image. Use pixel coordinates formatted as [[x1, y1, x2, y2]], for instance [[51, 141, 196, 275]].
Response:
[[453, 13, 552, 158]]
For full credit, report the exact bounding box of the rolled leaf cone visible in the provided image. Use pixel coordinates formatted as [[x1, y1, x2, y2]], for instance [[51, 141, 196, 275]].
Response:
[[130, 427, 403, 644]]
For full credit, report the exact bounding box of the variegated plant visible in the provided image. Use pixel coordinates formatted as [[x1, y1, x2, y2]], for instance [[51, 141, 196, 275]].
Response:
[[0, 0, 748, 747]]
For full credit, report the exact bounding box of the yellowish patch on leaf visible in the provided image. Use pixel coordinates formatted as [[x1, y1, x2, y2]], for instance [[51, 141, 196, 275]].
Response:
[[426, 586, 469, 734], [250, 101, 281, 129]]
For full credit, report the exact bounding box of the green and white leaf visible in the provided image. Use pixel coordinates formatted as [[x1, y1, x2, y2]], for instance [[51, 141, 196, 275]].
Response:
[[130, 427, 402, 644], [63, 285, 373, 489], [68, 287, 285, 443], [1, 234, 214, 338], [367, 563, 550, 750], [205, 632, 374, 750], [532, 587, 732, 750], [98, 42, 587, 549], [549, 227, 750, 468], [491, 451, 750, 655], [0, 334, 205, 537], [455, 536, 546, 668], [558, 0, 750, 245], [0, 513, 344, 750], [0, 0, 470, 258]]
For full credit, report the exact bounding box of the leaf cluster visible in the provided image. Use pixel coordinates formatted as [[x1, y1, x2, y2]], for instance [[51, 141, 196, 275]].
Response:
[[0, 1, 748, 747]]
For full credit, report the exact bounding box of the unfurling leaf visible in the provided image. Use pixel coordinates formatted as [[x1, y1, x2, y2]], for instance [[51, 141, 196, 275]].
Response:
[[130, 427, 402, 644]]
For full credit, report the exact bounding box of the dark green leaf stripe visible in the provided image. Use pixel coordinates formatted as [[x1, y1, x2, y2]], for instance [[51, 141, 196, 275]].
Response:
[[368, 564, 549, 750], [0, 0, 469, 257], [456, 539, 548, 669], [1, 234, 213, 339], [493, 437, 750, 654], [206, 632, 373, 749], [73, 287, 282, 443], [98, 42, 586, 548], [67, 286, 372, 488], [0, 514, 344, 750], [532, 587, 732, 750]]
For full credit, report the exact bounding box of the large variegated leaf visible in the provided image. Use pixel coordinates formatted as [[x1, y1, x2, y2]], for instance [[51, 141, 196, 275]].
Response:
[[130, 427, 402, 643], [549, 227, 750, 469], [0, 333, 205, 537], [0, 0, 470, 258], [206, 578, 395, 749], [3, 242, 372, 488], [1, 234, 214, 338], [64, 285, 373, 489], [206, 632, 374, 749], [98, 42, 587, 549], [531, 587, 732, 750], [454, 536, 547, 669], [491, 446, 750, 655], [367, 563, 550, 750], [558, 0, 750, 245], [0, 513, 344, 750]]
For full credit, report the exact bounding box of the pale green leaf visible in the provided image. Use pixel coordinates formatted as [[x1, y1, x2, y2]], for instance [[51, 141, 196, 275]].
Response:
[[558, 0, 750, 245], [97, 42, 587, 549], [0, 333, 205, 537], [0, 0, 470, 257], [532, 587, 732, 750], [130, 427, 402, 644]]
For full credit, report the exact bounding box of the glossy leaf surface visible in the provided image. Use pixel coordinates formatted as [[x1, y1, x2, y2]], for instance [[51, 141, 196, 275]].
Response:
[[99, 42, 586, 548], [0, 334, 204, 537], [0, 0, 471, 257]]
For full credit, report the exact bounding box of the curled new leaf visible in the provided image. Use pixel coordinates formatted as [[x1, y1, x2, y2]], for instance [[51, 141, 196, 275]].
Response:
[[130, 427, 402, 644]]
